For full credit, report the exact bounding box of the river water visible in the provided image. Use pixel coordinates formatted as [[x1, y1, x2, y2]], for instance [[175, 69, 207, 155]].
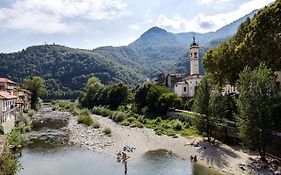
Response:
[[17, 146, 221, 175]]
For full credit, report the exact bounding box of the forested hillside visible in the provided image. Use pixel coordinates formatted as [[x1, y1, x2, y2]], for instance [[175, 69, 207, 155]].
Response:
[[0, 45, 145, 99], [0, 9, 257, 99]]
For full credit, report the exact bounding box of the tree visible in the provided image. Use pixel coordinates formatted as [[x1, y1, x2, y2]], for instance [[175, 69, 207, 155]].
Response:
[[192, 77, 212, 141], [146, 84, 170, 114], [134, 83, 153, 113], [208, 92, 228, 139], [107, 83, 129, 110], [203, 1, 281, 86], [158, 92, 182, 115], [236, 65, 277, 161], [23, 76, 47, 110], [79, 76, 104, 108]]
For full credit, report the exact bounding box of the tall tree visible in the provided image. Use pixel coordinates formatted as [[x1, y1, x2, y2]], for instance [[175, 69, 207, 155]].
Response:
[[203, 1, 281, 86], [23, 76, 47, 110], [236, 65, 277, 161], [79, 76, 104, 108], [192, 77, 212, 141]]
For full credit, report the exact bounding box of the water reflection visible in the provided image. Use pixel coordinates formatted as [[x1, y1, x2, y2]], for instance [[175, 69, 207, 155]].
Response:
[[17, 147, 222, 175]]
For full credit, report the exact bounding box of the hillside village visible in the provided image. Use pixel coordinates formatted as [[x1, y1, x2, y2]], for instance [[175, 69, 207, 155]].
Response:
[[0, 78, 31, 134]]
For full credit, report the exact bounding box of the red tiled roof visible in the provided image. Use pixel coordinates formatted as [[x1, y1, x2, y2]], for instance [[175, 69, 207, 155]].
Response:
[[0, 78, 16, 84], [0, 91, 17, 100]]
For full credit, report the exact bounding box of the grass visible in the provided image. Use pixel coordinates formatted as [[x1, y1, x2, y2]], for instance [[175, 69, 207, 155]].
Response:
[[92, 105, 200, 138], [179, 110, 198, 118], [144, 118, 199, 138], [103, 127, 112, 136], [53, 100, 101, 128]]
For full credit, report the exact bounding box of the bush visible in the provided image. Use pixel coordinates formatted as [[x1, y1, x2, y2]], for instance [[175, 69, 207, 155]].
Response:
[[92, 120, 101, 128], [173, 121, 183, 131], [112, 111, 128, 122], [93, 106, 113, 117], [130, 120, 143, 128], [0, 146, 20, 174], [28, 110, 35, 117], [77, 110, 93, 126], [121, 120, 130, 126], [8, 128, 29, 147], [103, 127, 112, 136]]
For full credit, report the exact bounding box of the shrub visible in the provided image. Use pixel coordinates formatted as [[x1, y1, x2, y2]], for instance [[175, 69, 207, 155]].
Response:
[[121, 120, 130, 126], [130, 120, 143, 128], [127, 116, 136, 123], [28, 110, 35, 117], [92, 120, 101, 128], [173, 121, 183, 131], [103, 127, 112, 136], [77, 110, 93, 126], [112, 111, 128, 122], [8, 128, 29, 147], [93, 106, 113, 117], [155, 117, 162, 123]]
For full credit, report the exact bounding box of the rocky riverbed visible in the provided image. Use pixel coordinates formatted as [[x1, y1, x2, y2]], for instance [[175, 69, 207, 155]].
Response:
[[28, 104, 113, 151]]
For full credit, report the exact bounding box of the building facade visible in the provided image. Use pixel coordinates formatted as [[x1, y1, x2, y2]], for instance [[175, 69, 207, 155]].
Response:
[[0, 91, 17, 134]]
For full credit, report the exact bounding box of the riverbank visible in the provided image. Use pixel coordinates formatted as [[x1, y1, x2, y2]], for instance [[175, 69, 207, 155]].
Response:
[[66, 111, 262, 175]]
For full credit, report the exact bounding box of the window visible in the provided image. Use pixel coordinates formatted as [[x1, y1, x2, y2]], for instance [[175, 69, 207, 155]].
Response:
[[194, 52, 198, 58], [184, 87, 187, 92]]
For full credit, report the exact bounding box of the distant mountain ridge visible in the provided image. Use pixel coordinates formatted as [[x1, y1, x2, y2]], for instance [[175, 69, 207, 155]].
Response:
[[0, 9, 258, 98]]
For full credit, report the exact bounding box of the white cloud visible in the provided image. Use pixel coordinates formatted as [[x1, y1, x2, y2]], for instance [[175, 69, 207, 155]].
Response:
[[198, 0, 233, 4], [0, 0, 129, 33], [157, 0, 274, 33]]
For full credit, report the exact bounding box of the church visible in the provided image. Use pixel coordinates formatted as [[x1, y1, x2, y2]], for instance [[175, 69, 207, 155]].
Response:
[[155, 37, 281, 98], [155, 37, 202, 98]]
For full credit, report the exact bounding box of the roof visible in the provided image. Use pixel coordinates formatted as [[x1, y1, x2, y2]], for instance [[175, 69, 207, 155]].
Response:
[[0, 91, 17, 100], [20, 89, 32, 94], [0, 78, 16, 84]]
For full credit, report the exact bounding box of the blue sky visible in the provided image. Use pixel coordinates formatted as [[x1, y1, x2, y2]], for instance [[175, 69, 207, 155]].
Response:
[[0, 0, 275, 53]]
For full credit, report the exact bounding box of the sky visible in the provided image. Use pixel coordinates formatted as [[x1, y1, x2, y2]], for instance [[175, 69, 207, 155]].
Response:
[[0, 0, 275, 53]]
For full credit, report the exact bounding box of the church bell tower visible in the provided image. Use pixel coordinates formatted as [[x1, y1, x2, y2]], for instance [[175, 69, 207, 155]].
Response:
[[190, 37, 199, 76]]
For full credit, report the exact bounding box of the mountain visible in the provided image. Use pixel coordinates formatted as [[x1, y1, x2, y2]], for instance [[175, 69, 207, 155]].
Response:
[[95, 10, 258, 76], [0, 45, 145, 99], [0, 9, 258, 99]]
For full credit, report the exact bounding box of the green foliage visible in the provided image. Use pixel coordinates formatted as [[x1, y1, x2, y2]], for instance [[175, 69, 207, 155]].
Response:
[[92, 106, 113, 117], [134, 83, 181, 115], [77, 109, 93, 126], [145, 118, 199, 138], [203, 1, 281, 86], [111, 111, 129, 123], [0, 146, 20, 175], [23, 76, 47, 110], [80, 76, 130, 110], [0, 45, 145, 99], [236, 64, 278, 161], [192, 77, 211, 115], [103, 127, 112, 136], [8, 128, 29, 147]]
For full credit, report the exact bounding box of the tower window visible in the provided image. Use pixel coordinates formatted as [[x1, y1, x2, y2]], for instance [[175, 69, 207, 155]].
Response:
[[190, 53, 193, 57], [194, 52, 198, 58], [184, 87, 187, 92]]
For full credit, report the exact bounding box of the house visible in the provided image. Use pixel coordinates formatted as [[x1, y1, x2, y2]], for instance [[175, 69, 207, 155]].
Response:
[[0, 91, 17, 134], [0, 78, 16, 95], [14, 87, 32, 111]]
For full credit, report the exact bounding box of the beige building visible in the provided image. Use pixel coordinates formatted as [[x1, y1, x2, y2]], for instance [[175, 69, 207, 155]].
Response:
[[0, 91, 17, 134], [0, 78, 16, 95], [173, 37, 202, 98]]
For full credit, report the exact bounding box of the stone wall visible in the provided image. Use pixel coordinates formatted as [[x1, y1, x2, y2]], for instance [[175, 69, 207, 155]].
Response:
[[2, 116, 15, 134]]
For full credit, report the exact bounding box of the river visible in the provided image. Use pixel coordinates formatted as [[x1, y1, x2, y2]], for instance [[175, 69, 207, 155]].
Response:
[[17, 146, 221, 175]]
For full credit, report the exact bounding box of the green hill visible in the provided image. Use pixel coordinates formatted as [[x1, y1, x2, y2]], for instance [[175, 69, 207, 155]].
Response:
[[0, 45, 145, 99]]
